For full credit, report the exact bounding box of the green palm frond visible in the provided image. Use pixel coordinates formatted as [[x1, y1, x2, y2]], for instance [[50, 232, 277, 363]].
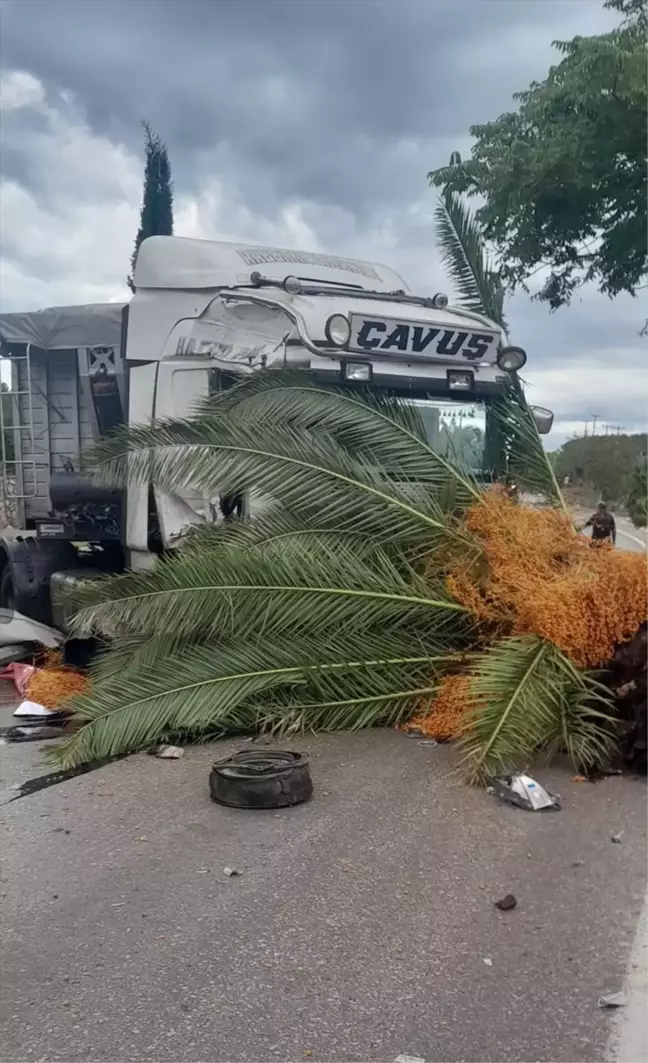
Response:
[[434, 190, 507, 330], [538, 653, 617, 773], [84, 371, 480, 515], [457, 636, 616, 783], [84, 418, 473, 552], [193, 368, 481, 501], [51, 631, 459, 769], [72, 536, 469, 643], [491, 380, 568, 512]]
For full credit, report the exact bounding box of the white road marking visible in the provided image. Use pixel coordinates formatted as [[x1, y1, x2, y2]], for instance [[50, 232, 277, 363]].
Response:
[[606, 898, 648, 1063], [616, 524, 647, 549]]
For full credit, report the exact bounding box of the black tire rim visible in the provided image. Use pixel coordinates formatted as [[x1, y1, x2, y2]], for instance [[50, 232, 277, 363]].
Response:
[[213, 749, 307, 780]]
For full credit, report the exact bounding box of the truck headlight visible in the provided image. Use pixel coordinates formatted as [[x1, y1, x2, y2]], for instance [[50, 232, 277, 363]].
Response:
[[342, 361, 372, 382], [497, 346, 527, 371], [325, 314, 351, 348]]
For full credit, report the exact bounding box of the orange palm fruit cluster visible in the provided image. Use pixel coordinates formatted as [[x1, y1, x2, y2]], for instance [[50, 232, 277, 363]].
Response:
[[403, 674, 475, 741], [26, 651, 90, 710], [448, 491, 648, 669]]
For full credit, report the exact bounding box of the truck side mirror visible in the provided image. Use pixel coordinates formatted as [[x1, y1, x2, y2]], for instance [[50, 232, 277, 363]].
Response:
[[529, 405, 554, 435]]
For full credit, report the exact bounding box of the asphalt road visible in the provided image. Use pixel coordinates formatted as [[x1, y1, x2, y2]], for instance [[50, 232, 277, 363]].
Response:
[[1, 732, 646, 1063]]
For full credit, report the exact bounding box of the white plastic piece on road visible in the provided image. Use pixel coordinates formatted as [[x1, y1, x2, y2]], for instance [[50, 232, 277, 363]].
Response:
[[394, 1056, 425, 1062], [13, 699, 56, 718], [606, 898, 648, 1063]]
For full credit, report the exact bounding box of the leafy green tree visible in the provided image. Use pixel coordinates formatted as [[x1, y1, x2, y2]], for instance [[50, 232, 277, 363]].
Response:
[[127, 121, 174, 291], [554, 433, 647, 503], [626, 456, 647, 527], [429, 0, 647, 308]]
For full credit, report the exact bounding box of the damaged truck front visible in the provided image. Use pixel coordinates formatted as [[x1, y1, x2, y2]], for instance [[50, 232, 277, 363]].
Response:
[[0, 235, 553, 644]]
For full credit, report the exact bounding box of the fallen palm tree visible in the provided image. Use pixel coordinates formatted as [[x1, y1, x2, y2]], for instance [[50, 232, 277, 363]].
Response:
[[44, 367, 646, 782], [45, 192, 648, 779]]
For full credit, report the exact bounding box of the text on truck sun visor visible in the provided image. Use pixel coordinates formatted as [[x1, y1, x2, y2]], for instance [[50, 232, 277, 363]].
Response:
[[349, 313, 499, 361]]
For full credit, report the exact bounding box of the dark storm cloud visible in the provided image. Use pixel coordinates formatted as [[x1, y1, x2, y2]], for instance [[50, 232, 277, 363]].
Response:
[[1, 0, 614, 217], [2, 0, 643, 438]]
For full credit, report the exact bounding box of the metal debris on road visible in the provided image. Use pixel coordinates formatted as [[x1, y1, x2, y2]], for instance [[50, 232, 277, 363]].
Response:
[[597, 991, 628, 1008], [494, 893, 517, 911], [611, 832, 624, 844], [491, 773, 560, 811], [223, 866, 242, 877], [483, 957, 493, 967]]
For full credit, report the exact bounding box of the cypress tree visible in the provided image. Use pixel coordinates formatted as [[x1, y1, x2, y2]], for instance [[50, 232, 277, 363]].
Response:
[[128, 121, 174, 290]]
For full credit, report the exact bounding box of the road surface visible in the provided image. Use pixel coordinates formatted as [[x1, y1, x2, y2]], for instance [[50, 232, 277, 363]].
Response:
[[614, 517, 647, 552], [1, 731, 646, 1063]]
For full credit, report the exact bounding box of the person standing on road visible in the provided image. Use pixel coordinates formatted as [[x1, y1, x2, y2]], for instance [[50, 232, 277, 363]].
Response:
[[581, 501, 616, 545]]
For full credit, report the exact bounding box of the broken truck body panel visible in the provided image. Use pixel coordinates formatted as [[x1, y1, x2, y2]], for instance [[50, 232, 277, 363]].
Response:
[[0, 610, 63, 649], [0, 235, 550, 632]]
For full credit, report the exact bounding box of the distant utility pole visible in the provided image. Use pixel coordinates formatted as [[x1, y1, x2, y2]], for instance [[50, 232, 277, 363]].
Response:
[[591, 414, 599, 435]]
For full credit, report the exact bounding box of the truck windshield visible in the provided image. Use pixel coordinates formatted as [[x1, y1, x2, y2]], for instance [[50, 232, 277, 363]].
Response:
[[401, 397, 487, 473]]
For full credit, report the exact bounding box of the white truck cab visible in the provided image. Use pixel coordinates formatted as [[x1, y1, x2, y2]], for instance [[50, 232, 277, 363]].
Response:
[[0, 236, 552, 634]]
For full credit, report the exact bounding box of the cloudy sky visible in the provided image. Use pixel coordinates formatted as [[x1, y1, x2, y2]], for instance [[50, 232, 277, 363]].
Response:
[[0, 0, 645, 448]]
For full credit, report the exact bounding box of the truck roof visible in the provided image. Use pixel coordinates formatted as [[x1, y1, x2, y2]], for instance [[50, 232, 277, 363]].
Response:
[[0, 303, 125, 352], [133, 235, 411, 295]]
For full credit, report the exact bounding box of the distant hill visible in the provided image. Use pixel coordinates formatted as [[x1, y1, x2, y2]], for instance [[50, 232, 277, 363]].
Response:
[[552, 433, 647, 508]]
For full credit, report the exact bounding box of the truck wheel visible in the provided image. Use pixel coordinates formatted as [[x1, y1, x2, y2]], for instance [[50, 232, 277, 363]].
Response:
[[0, 537, 76, 627], [209, 749, 313, 809]]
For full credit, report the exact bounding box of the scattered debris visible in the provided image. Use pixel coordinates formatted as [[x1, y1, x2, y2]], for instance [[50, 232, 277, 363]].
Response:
[[417, 739, 438, 747], [210, 749, 313, 809], [572, 860, 585, 868], [483, 957, 493, 967], [0, 661, 35, 696], [611, 832, 624, 844], [13, 699, 57, 718], [571, 775, 587, 782], [494, 893, 517, 911], [223, 866, 242, 877], [491, 773, 560, 811], [3, 722, 67, 742], [597, 991, 628, 1008], [154, 745, 184, 760]]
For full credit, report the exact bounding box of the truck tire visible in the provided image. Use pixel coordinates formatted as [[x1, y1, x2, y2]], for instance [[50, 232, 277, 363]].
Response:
[[0, 537, 77, 627], [209, 749, 313, 809]]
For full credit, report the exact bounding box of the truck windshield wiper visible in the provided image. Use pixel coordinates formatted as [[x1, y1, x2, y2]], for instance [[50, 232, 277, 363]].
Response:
[[242, 271, 443, 310]]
